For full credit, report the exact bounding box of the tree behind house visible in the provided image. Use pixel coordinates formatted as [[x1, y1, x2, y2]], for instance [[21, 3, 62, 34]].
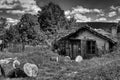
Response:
[[37, 2, 72, 46], [0, 17, 8, 51]]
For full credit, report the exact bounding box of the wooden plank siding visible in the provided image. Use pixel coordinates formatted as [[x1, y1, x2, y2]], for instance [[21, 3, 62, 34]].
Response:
[[58, 38, 99, 59], [56, 26, 117, 60], [81, 40, 86, 58], [58, 39, 81, 60], [71, 39, 81, 59]]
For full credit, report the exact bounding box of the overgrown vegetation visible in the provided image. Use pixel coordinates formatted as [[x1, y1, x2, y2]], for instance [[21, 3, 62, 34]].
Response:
[[0, 2, 120, 80], [0, 2, 77, 51], [0, 46, 120, 80]]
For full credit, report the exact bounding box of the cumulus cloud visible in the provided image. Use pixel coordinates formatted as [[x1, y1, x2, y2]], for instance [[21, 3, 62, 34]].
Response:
[[74, 13, 92, 22], [99, 13, 105, 16], [110, 5, 120, 13], [93, 9, 102, 13], [7, 18, 19, 23], [64, 10, 72, 19], [65, 10, 92, 22], [7, 10, 25, 14], [0, 0, 19, 9], [19, 0, 41, 14], [65, 6, 103, 17], [108, 11, 117, 17], [0, 0, 41, 14], [64, 10, 71, 16], [110, 5, 117, 10], [64, 6, 104, 22], [95, 17, 107, 22], [71, 6, 103, 14], [72, 6, 91, 14], [3, 17, 19, 29]]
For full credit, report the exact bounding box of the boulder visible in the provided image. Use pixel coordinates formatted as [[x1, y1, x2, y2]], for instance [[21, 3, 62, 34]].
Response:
[[75, 55, 83, 62], [50, 56, 59, 62], [23, 63, 38, 77], [0, 40, 2, 44], [64, 56, 71, 62]]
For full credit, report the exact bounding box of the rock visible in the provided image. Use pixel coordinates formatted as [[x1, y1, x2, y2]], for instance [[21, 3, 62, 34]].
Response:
[[23, 63, 38, 77], [0, 40, 2, 44], [64, 56, 71, 62], [75, 55, 83, 62], [65, 71, 78, 77], [50, 56, 59, 62]]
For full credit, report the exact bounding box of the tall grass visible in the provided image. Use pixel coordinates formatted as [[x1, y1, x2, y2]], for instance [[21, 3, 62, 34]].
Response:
[[1, 45, 120, 80]]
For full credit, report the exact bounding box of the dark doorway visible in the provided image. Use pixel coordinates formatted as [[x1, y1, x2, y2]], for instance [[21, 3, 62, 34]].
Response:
[[58, 39, 81, 60], [70, 39, 81, 60]]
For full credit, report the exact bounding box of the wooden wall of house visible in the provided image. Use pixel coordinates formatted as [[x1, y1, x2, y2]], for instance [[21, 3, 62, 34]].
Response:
[[111, 27, 117, 37], [57, 30, 112, 59], [71, 30, 110, 51], [58, 39, 81, 60], [58, 39, 99, 59]]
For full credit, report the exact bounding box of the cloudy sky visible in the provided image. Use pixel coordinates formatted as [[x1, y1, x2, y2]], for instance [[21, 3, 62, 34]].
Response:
[[0, 0, 120, 23]]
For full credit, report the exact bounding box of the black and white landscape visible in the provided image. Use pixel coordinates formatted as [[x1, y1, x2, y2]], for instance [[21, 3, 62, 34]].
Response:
[[0, 0, 119, 80]]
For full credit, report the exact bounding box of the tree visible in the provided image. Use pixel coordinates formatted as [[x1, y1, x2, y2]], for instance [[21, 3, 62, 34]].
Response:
[[0, 17, 7, 30], [14, 14, 39, 51], [4, 25, 19, 44], [38, 2, 69, 34], [37, 2, 70, 47], [0, 17, 8, 51]]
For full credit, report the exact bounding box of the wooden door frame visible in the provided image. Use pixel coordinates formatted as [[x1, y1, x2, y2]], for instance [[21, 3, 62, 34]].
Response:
[[69, 39, 81, 59]]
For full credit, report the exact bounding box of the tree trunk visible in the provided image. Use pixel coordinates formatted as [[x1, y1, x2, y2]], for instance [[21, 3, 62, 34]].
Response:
[[0, 47, 3, 51], [0, 65, 5, 77], [45, 39, 52, 47], [0, 44, 4, 52], [22, 43, 25, 51]]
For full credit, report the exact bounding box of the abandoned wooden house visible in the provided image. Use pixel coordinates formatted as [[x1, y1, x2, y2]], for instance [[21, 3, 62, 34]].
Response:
[[55, 25, 117, 59]]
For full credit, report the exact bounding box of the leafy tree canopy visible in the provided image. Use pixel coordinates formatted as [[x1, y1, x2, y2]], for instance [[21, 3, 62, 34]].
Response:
[[38, 2, 69, 34], [16, 14, 39, 45]]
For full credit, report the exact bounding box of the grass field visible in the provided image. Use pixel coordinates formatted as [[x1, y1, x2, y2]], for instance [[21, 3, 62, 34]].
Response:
[[0, 46, 120, 80]]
